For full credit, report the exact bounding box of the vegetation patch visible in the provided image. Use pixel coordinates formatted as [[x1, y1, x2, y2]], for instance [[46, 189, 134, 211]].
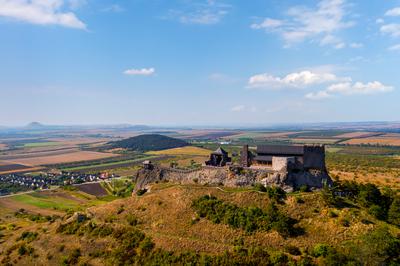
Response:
[[109, 134, 189, 152], [191, 195, 299, 237]]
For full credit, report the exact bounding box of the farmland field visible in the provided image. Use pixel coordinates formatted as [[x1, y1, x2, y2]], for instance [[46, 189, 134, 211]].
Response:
[[0, 163, 31, 172], [147, 146, 211, 156], [75, 183, 108, 197], [60, 155, 158, 172], [22, 141, 61, 148], [341, 133, 400, 146], [2, 151, 118, 166]]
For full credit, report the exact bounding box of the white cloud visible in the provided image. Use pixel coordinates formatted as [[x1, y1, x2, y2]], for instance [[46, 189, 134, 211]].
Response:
[[0, 0, 86, 29], [388, 44, 400, 51], [102, 4, 124, 13], [231, 105, 245, 112], [251, 0, 354, 48], [349, 42, 363, 48], [68, 0, 87, 10], [385, 7, 400, 17], [250, 18, 284, 30], [305, 90, 333, 100], [380, 23, 400, 37], [248, 70, 348, 89], [123, 68, 155, 76], [376, 18, 385, 24], [230, 105, 257, 112], [169, 0, 231, 25], [306, 81, 394, 100]]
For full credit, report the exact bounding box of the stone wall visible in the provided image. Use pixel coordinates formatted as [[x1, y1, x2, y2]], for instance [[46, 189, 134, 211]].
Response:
[[134, 164, 332, 192], [303, 145, 326, 170]]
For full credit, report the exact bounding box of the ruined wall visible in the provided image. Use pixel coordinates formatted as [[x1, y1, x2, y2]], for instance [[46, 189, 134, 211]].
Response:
[[303, 145, 326, 170]]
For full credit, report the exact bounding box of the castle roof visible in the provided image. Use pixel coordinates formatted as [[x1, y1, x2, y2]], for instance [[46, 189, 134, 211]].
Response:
[[212, 147, 228, 155], [257, 145, 304, 156]]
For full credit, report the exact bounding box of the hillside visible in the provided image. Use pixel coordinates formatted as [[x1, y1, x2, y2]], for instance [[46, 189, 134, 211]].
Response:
[[109, 134, 189, 152], [0, 182, 399, 265]]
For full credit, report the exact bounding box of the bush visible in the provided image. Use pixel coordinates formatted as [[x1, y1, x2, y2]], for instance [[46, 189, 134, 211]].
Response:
[[191, 195, 299, 237], [368, 205, 386, 220], [388, 197, 400, 226], [270, 252, 288, 265], [285, 245, 301, 255], [136, 189, 147, 196], [126, 214, 138, 226], [253, 183, 267, 192], [62, 248, 81, 265], [18, 231, 38, 243], [266, 187, 287, 203], [311, 244, 330, 257], [299, 185, 309, 192]]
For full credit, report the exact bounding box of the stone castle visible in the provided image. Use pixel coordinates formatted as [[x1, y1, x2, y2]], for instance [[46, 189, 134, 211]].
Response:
[[134, 144, 332, 192]]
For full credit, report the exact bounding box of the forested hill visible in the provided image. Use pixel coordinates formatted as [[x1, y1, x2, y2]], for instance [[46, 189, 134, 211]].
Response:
[[109, 134, 189, 151]]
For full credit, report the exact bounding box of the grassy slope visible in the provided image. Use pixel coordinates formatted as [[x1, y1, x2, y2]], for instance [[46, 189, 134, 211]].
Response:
[[0, 184, 399, 265]]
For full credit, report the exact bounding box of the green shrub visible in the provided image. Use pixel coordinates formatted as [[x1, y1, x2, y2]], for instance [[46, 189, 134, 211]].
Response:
[[299, 185, 309, 192], [368, 205, 386, 220], [126, 214, 138, 226], [62, 248, 81, 265], [388, 197, 400, 226], [18, 231, 38, 243], [311, 244, 330, 258], [328, 210, 338, 218], [191, 195, 299, 237], [266, 186, 287, 203], [285, 245, 301, 255], [136, 189, 147, 196], [270, 252, 288, 265], [253, 183, 267, 192]]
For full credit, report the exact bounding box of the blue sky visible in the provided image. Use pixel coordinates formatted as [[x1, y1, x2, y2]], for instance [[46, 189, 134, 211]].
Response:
[[1, 0, 400, 126]]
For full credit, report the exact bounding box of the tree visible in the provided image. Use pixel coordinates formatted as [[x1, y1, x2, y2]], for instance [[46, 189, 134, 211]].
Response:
[[388, 197, 400, 227]]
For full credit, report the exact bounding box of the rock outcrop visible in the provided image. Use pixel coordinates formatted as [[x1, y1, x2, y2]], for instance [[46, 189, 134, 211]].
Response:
[[133, 165, 332, 192]]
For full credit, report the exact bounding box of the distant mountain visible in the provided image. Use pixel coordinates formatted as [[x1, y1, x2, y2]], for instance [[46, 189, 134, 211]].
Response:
[[109, 134, 189, 152], [25, 122, 46, 129]]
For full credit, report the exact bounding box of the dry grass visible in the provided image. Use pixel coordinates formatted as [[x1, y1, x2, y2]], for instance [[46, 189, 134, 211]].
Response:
[[291, 138, 339, 144], [341, 133, 400, 146], [222, 131, 302, 140], [2, 151, 118, 166], [334, 132, 378, 138], [330, 170, 400, 190], [88, 184, 395, 254], [147, 146, 211, 156], [1, 184, 399, 265]]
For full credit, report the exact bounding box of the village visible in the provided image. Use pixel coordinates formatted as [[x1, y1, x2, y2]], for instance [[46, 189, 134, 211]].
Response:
[[0, 171, 118, 196]]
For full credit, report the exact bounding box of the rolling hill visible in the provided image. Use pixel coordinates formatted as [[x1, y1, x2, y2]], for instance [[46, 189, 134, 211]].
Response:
[[109, 134, 189, 152]]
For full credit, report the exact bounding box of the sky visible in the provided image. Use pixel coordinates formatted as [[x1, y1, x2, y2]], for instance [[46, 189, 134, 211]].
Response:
[[1, 0, 400, 127]]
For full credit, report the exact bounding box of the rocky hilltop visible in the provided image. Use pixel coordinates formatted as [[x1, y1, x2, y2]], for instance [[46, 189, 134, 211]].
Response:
[[134, 164, 332, 192]]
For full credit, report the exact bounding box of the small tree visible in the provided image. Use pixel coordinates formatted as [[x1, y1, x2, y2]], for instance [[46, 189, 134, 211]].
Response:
[[388, 197, 400, 226]]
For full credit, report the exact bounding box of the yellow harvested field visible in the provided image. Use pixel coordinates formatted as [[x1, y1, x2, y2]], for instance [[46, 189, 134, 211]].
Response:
[[147, 146, 212, 156], [3, 151, 118, 166], [223, 131, 303, 140], [342, 136, 400, 146], [291, 138, 339, 144], [0, 167, 43, 175], [334, 132, 377, 138]]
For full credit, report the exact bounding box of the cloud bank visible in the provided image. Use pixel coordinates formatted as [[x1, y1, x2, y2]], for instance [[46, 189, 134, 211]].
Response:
[[0, 0, 86, 29]]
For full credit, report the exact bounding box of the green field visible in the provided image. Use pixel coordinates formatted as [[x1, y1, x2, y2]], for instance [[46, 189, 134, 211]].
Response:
[[23, 141, 61, 148], [11, 193, 79, 211], [61, 155, 158, 171]]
